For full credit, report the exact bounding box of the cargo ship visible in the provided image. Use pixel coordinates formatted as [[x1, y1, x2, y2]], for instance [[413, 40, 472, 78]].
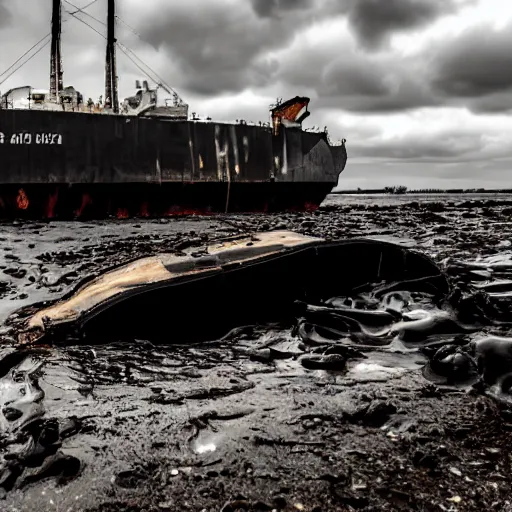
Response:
[[0, 0, 347, 220]]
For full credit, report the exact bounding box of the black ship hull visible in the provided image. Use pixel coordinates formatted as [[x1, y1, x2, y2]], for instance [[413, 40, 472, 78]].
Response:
[[0, 109, 347, 219]]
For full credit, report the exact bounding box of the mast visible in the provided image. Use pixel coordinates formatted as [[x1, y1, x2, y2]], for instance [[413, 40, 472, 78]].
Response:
[[105, 0, 119, 113], [50, 0, 63, 102]]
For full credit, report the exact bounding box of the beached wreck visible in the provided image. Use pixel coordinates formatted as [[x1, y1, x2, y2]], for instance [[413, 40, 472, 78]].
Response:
[[17, 231, 450, 345]]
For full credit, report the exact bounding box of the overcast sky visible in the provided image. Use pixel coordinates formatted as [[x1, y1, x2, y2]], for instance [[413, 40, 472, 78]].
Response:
[[1, 0, 511, 190]]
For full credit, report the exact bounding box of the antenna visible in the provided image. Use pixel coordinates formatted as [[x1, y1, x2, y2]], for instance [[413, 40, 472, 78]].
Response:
[[105, 0, 118, 112], [50, 0, 63, 102]]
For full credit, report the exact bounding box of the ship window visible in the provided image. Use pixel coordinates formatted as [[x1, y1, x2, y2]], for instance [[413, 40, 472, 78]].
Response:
[[32, 93, 45, 102]]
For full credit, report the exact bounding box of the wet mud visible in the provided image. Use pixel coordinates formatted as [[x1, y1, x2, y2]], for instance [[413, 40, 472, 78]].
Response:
[[2, 193, 512, 510]]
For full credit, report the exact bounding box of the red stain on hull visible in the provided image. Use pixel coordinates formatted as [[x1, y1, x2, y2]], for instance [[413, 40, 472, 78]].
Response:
[[164, 205, 214, 217], [46, 189, 59, 219], [0, 183, 332, 219], [75, 193, 92, 218], [140, 202, 150, 218], [116, 208, 129, 219], [17, 189, 29, 210]]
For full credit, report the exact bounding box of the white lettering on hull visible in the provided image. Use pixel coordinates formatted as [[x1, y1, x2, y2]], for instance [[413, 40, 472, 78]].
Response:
[[36, 133, 63, 145], [0, 132, 62, 145]]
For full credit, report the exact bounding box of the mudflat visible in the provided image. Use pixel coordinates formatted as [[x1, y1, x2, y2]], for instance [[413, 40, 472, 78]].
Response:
[[1, 193, 512, 511]]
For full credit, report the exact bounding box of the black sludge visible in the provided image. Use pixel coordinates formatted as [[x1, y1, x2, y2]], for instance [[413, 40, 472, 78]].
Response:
[[391, 311, 477, 343], [467, 337, 512, 388], [6, 196, 512, 511], [298, 302, 399, 329], [5, 228, 479, 512], [0, 348, 82, 493], [295, 304, 392, 346], [422, 344, 479, 385], [299, 353, 346, 371]]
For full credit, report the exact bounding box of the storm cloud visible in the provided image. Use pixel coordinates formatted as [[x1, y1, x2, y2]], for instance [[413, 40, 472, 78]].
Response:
[[132, 0, 320, 95], [250, 0, 314, 18], [0, 0, 511, 189], [0, 1, 11, 29], [346, 0, 456, 50], [132, 0, 463, 96], [432, 23, 512, 99]]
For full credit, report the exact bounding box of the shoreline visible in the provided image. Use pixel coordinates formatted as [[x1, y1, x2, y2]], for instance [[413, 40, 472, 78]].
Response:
[[332, 189, 512, 195]]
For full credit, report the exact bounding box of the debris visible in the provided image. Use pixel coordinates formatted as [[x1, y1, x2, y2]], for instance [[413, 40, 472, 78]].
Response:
[[449, 467, 462, 477]]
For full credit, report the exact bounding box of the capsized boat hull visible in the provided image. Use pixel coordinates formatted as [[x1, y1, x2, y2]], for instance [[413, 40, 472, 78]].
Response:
[[17, 231, 449, 345]]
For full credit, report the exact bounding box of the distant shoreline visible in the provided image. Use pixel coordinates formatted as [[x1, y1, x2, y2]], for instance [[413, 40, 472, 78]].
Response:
[[332, 188, 512, 195]]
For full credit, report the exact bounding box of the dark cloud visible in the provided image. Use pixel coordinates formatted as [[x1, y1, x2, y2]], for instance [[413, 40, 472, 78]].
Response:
[[466, 92, 512, 114], [350, 131, 485, 162], [346, 0, 455, 50], [250, 0, 314, 18], [0, 1, 12, 29], [266, 11, 512, 115], [133, 0, 463, 97], [127, 0, 470, 109], [321, 59, 390, 97], [274, 42, 438, 113], [134, 1, 303, 95], [0, 0, 506, 120], [432, 24, 512, 98]]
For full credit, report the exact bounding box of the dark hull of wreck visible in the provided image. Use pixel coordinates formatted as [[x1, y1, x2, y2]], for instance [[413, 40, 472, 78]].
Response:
[[0, 109, 347, 219], [0, 182, 338, 219]]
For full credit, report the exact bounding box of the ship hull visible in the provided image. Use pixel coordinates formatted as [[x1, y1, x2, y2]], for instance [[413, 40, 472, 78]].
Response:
[[0, 109, 347, 219], [0, 181, 336, 219]]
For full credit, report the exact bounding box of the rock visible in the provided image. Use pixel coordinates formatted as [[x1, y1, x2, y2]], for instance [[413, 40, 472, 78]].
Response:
[[253, 501, 272, 511], [3, 267, 27, 279], [299, 354, 345, 371], [332, 488, 369, 509], [115, 469, 148, 489], [272, 495, 287, 509], [2, 407, 23, 421], [483, 447, 501, 460], [413, 450, 439, 469], [359, 400, 397, 427], [249, 349, 273, 364], [39, 420, 60, 446], [221, 500, 251, 512], [449, 467, 462, 477]]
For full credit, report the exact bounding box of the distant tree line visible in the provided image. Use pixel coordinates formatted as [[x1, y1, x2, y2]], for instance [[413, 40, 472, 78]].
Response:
[[334, 187, 512, 195], [384, 186, 407, 195]]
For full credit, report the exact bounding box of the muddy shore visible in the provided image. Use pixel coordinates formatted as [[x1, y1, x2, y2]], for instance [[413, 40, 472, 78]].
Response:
[[2, 193, 512, 511]]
